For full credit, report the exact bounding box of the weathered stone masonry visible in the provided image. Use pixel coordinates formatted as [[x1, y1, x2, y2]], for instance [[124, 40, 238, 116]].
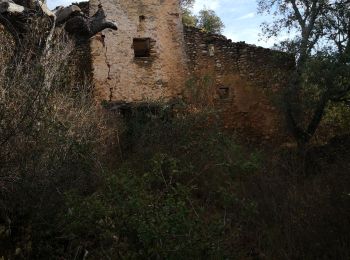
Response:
[[183, 26, 293, 140], [90, 0, 187, 102]]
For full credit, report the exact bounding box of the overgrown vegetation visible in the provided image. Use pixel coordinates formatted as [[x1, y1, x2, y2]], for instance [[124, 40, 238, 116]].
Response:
[[2, 92, 350, 258], [0, 0, 350, 259], [0, 25, 115, 258]]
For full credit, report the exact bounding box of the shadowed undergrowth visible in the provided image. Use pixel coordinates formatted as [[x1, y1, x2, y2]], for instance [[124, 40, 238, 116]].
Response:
[[0, 27, 350, 259]]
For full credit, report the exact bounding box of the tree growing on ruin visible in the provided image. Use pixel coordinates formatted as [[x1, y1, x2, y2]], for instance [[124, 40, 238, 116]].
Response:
[[180, 0, 197, 27], [179, 0, 224, 33], [258, 0, 350, 149], [197, 8, 225, 34], [182, 8, 198, 27], [181, 8, 225, 34]]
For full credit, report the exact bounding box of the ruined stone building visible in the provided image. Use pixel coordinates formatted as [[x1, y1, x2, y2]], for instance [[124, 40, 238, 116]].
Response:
[[0, 0, 293, 141], [88, 0, 293, 140]]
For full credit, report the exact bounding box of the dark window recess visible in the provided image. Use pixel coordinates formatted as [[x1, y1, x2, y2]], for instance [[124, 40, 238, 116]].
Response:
[[218, 87, 230, 99], [133, 38, 151, 57], [139, 15, 146, 22]]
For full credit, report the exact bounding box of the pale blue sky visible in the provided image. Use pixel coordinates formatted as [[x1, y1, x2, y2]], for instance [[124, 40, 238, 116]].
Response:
[[47, 0, 276, 47]]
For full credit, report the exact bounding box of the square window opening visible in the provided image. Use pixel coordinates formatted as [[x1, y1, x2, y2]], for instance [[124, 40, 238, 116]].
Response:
[[218, 87, 230, 99], [139, 15, 146, 22], [133, 38, 151, 58]]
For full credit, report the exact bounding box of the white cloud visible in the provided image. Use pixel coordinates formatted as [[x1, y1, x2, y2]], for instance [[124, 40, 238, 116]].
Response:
[[236, 12, 255, 20]]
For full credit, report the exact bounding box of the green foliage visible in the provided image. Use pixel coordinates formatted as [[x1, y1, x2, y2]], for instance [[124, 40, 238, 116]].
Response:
[[181, 5, 225, 35], [197, 9, 225, 34], [321, 102, 350, 137], [42, 109, 350, 260], [32, 110, 262, 259], [61, 159, 221, 258], [182, 9, 198, 27]]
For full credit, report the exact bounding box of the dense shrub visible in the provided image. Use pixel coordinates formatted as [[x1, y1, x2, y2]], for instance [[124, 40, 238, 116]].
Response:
[[42, 109, 350, 259], [51, 111, 262, 258]]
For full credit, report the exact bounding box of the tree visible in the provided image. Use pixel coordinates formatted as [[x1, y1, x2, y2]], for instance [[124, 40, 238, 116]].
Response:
[[180, 0, 198, 27], [258, 0, 350, 149], [197, 9, 224, 34], [179, 1, 224, 33], [182, 8, 198, 27]]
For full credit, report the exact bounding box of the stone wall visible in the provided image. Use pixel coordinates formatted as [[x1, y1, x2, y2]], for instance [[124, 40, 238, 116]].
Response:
[[89, 0, 188, 102], [183, 26, 294, 141]]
